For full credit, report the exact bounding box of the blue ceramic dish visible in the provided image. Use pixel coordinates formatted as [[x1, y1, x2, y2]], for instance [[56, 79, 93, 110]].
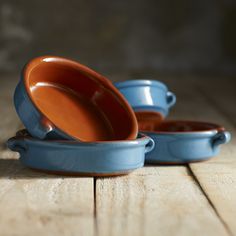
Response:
[[14, 81, 73, 140], [7, 130, 155, 176], [140, 120, 231, 164], [114, 80, 176, 117], [14, 56, 138, 141]]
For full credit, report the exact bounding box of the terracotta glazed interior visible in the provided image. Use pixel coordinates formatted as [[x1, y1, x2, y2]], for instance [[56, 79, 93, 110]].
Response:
[[136, 111, 223, 132], [24, 57, 137, 141]]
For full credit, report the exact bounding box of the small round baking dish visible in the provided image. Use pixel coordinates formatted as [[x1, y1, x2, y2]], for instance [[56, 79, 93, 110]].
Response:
[[115, 79, 176, 117], [136, 112, 231, 164], [7, 130, 155, 176], [14, 56, 138, 141]]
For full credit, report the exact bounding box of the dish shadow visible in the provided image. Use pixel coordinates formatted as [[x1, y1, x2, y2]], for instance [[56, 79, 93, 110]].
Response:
[[0, 159, 91, 179], [0, 158, 189, 180]]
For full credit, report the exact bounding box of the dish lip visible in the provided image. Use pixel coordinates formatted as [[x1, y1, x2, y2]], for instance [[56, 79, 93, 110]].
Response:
[[114, 79, 167, 90], [138, 120, 225, 135], [135, 110, 165, 120], [13, 130, 150, 147], [22, 55, 138, 141]]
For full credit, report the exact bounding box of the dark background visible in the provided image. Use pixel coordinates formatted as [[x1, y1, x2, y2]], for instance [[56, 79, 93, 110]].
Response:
[[0, 0, 236, 77]]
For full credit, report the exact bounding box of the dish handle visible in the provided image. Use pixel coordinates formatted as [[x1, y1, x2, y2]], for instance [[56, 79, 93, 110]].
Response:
[[39, 117, 55, 139], [166, 91, 176, 108], [7, 137, 27, 154], [145, 137, 155, 154], [212, 131, 231, 149]]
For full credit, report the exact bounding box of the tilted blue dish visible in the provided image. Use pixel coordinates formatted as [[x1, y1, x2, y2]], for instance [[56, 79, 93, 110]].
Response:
[[14, 81, 73, 140], [138, 119, 231, 164], [7, 130, 155, 176], [14, 56, 138, 141], [114, 80, 176, 117]]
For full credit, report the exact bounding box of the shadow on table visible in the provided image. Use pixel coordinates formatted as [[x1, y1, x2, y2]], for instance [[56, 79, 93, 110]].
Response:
[[0, 159, 91, 179], [0, 158, 188, 180]]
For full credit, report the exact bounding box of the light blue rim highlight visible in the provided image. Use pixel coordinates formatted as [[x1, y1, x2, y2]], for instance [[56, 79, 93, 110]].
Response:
[[115, 80, 168, 90]]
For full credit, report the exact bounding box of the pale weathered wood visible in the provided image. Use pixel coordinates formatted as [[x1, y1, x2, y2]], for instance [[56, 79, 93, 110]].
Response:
[[0, 77, 95, 236], [1, 75, 236, 236], [0, 151, 95, 236], [96, 166, 229, 236], [166, 77, 236, 235], [96, 76, 235, 236]]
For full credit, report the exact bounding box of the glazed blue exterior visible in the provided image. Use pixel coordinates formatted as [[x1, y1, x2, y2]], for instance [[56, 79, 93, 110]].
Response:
[[7, 132, 155, 175], [14, 80, 72, 140], [144, 130, 231, 163], [114, 80, 176, 117]]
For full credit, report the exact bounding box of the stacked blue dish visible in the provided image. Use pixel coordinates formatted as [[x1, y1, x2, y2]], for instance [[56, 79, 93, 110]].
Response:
[[7, 56, 155, 176], [115, 80, 176, 117], [115, 79, 231, 164], [6, 56, 231, 176]]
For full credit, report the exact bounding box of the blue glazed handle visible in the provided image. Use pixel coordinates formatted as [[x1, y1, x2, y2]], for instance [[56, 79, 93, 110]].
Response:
[[212, 131, 231, 149], [166, 91, 176, 108], [145, 137, 155, 154], [7, 137, 27, 154], [38, 117, 55, 139]]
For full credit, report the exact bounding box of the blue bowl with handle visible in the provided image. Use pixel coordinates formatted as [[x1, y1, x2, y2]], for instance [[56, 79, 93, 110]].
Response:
[[114, 79, 176, 117], [7, 130, 155, 176], [14, 56, 138, 141], [138, 118, 231, 164]]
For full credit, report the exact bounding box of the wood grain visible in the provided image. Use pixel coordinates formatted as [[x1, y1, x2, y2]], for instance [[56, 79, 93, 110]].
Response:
[[0, 155, 95, 236], [166, 77, 236, 235], [95, 76, 236, 236], [96, 166, 228, 236], [0, 77, 95, 236], [1, 76, 236, 236]]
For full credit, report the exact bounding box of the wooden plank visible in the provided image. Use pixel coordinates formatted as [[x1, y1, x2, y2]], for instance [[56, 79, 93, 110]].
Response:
[[2, 75, 235, 235], [0, 151, 95, 236], [0, 77, 95, 236], [96, 166, 229, 236], [95, 76, 235, 236], [165, 77, 236, 235]]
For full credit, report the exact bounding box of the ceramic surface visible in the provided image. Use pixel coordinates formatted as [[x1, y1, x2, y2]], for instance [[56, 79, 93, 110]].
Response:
[[115, 80, 176, 117], [14, 56, 138, 141], [136, 113, 231, 163], [7, 130, 155, 176]]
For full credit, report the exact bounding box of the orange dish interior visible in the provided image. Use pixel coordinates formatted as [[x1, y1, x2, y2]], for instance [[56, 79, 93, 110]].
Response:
[[135, 111, 224, 133], [24, 56, 138, 141]]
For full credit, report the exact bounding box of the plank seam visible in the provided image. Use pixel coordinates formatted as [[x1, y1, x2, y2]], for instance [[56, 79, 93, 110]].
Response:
[[187, 165, 234, 236], [94, 177, 98, 235]]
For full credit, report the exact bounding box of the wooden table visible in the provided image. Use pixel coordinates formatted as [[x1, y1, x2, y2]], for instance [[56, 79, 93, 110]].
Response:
[[0, 76, 235, 236]]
